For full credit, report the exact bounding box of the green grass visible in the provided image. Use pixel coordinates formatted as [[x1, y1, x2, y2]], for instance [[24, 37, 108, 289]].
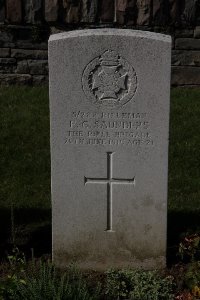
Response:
[[0, 87, 50, 210], [168, 88, 200, 258], [169, 88, 200, 212], [0, 87, 51, 256], [0, 86, 199, 257]]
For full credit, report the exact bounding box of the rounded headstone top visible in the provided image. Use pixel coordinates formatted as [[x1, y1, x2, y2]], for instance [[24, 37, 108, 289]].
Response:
[[48, 29, 172, 44]]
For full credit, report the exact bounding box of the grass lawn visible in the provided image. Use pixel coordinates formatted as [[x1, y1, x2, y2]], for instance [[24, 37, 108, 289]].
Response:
[[0, 86, 200, 261], [0, 87, 51, 257], [168, 88, 200, 261]]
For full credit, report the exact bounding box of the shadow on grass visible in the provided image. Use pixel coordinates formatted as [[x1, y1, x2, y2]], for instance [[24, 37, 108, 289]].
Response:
[[0, 208, 51, 260], [167, 209, 200, 265], [1, 207, 200, 264]]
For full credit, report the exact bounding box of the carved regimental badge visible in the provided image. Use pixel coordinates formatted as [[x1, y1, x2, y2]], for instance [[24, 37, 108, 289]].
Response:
[[82, 50, 137, 108]]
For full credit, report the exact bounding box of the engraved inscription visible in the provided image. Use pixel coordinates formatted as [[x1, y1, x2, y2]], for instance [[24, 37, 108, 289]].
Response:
[[85, 152, 135, 231], [65, 110, 154, 147], [82, 50, 137, 108]]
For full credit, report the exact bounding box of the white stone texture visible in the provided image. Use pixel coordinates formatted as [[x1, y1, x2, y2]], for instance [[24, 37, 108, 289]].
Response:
[[49, 29, 171, 270]]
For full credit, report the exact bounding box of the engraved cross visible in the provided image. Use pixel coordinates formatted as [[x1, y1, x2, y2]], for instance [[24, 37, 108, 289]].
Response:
[[84, 152, 135, 232]]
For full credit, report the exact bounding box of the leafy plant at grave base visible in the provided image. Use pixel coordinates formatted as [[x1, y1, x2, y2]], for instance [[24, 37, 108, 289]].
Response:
[[178, 233, 200, 262], [184, 261, 200, 299], [7, 260, 100, 300], [175, 291, 193, 300], [105, 268, 175, 300], [0, 247, 26, 299]]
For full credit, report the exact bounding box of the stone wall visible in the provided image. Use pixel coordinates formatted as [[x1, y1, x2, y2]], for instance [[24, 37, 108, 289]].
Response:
[[0, 0, 200, 86]]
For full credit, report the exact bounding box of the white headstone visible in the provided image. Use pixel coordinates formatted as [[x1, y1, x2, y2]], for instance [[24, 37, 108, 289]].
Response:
[[49, 29, 171, 270]]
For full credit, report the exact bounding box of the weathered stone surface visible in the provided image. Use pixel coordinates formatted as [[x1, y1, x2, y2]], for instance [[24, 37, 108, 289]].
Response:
[[116, 11, 125, 24], [81, 0, 98, 23], [100, 0, 114, 22], [182, 0, 198, 25], [50, 27, 64, 35], [24, 0, 42, 24], [0, 42, 15, 48], [126, 0, 137, 25], [0, 57, 15, 73], [0, 3, 199, 88], [0, 48, 10, 57], [28, 60, 48, 74], [6, 25, 33, 40], [172, 50, 200, 66], [0, 58, 16, 64], [194, 26, 200, 38], [6, 0, 22, 23], [197, 6, 200, 25], [63, 0, 80, 23], [15, 60, 29, 74], [11, 49, 48, 59], [116, 0, 127, 24], [32, 75, 48, 85], [137, 0, 151, 25], [117, 0, 137, 25], [1, 0, 200, 28], [174, 29, 194, 37], [175, 38, 200, 49], [0, 2, 5, 23], [45, 0, 59, 22], [0, 74, 32, 85], [49, 29, 171, 270], [172, 66, 200, 85], [169, 0, 181, 24], [0, 26, 14, 45], [0, 66, 14, 73], [117, 0, 128, 11], [153, 0, 170, 25], [16, 40, 48, 50], [171, 36, 175, 49], [15, 59, 48, 74]]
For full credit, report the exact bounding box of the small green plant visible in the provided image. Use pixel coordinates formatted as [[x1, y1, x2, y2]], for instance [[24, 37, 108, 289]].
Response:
[[0, 249, 100, 300], [184, 261, 200, 291], [7, 247, 26, 273], [0, 247, 26, 299], [105, 268, 175, 300], [179, 234, 200, 262], [10, 261, 98, 300]]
